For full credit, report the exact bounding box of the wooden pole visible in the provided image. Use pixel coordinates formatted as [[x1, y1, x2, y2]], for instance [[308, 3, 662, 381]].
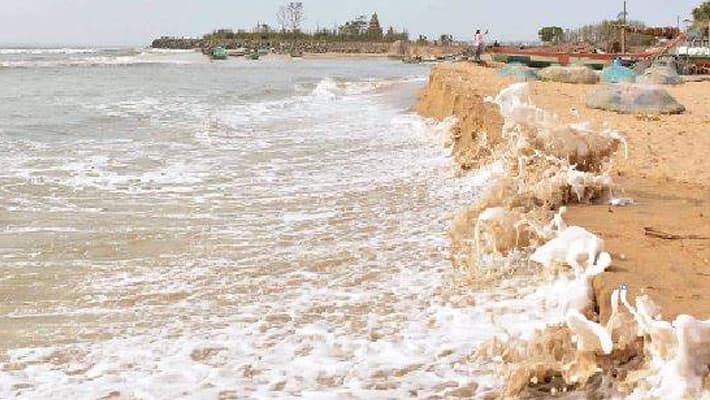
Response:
[[621, 0, 627, 54]]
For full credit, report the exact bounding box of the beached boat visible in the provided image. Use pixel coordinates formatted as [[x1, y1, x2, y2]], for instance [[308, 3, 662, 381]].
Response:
[[247, 52, 260, 60], [210, 46, 228, 60], [490, 30, 687, 70], [228, 47, 248, 57], [290, 50, 303, 58]]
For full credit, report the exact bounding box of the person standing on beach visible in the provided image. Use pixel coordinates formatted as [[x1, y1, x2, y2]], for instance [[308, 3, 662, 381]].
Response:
[[473, 29, 486, 62]]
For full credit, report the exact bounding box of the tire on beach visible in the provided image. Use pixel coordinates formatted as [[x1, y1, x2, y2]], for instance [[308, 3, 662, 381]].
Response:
[[538, 65, 599, 84], [585, 83, 685, 114]]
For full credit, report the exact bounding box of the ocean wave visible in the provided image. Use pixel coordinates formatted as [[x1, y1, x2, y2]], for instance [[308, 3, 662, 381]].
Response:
[[0, 48, 201, 68], [0, 48, 100, 55], [0, 56, 197, 69], [308, 76, 410, 100]]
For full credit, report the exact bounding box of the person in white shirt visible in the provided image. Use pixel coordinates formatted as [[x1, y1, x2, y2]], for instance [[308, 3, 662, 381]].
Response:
[[473, 29, 487, 61]]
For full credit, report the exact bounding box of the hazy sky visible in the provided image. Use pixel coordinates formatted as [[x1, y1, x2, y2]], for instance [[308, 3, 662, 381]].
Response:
[[0, 0, 702, 46]]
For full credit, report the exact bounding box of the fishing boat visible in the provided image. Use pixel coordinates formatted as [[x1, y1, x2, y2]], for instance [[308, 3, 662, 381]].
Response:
[[210, 46, 228, 60], [228, 47, 249, 57], [490, 27, 687, 70], [675, 46, 710, 74], [247, 51, 260, 60]]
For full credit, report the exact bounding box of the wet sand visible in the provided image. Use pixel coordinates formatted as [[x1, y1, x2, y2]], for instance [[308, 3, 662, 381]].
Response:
[[415, 62, 710, 323]]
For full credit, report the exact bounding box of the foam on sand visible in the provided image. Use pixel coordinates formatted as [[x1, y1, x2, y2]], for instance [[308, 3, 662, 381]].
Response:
[[457, 82, 623, 281], [452, 81, 709, 398]]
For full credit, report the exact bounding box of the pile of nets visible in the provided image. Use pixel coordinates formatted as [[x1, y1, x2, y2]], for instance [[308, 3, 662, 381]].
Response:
[[636, 65, 684, 85], [586, 83, 685, 114], [601, 65, 637, 83], [496, 63, 540, 82], [538, 65, 599, 84]]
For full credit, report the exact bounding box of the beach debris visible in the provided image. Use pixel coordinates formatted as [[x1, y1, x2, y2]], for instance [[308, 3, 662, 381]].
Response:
[[585, 83, 685, 114], [643, 226, 709, 240], [496, 63, 540, 82], [636, 65, 684, 85], [601, 65, 637, 83], [609, 196, 634, 206], [538, 65, 599, 84]]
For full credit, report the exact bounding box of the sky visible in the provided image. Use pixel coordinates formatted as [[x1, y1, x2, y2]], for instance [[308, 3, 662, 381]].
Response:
[[0, 0, 703, 47]]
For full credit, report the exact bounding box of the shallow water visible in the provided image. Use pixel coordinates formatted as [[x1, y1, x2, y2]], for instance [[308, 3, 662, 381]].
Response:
[[0, 49, 560, 399]]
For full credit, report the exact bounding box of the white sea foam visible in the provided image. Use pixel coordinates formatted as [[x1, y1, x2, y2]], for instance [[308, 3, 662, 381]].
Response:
[[0, 48, 202, 68], [0, 48, 99, 55], [2, 67, 672, 399], [0, 71, 577, 399]]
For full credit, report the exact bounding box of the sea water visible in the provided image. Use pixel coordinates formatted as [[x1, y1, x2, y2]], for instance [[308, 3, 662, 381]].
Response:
[[0, 48, 560, 399]]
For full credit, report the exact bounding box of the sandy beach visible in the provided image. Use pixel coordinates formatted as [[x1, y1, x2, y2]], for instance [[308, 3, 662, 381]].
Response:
[[416, 62, 709, 322], [416, 62, 709, 396]]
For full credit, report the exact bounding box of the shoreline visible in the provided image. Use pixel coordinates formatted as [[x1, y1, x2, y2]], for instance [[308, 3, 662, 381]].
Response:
[[301, 52, 393, 59], [416, 62, 709, 320], [415, 62, 709, 397]]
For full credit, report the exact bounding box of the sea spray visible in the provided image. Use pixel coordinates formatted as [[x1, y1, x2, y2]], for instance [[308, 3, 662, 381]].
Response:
[[452, 82, 623, 281], [458, 82, 709, 399]]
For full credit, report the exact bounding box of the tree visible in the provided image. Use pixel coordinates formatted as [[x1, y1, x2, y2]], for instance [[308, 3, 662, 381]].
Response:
[[563, 19, 651, 49], [367, 13, 383, 39], [439, 34, 453, 44], [277, 2, 305, 32], [385, 26, 396, 40], [339, 15, 368, 38], [538, 26, 564, 43], [692, 1, 710, 33], [253, 23, 272, 33], [693, 1, 710, 22]]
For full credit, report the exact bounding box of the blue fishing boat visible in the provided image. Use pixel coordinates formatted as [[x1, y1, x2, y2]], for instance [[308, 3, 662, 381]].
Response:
[[210, 46, 228, 60]]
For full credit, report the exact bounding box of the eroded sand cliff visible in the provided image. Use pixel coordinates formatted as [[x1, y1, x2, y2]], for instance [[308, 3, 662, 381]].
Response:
[[416, 63, 710, 398]]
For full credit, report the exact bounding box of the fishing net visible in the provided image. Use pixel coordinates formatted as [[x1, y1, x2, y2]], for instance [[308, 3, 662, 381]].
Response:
[[600, 65, 637, 83], [538, 65, 599, 84], [496, 63, 540, 82], [586, 83, 685, 114], [636, 65, 684, 85]]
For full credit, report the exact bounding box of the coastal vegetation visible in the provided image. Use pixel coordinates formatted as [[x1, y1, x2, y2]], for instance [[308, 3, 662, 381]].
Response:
[[693, 0, 710, 27], [538, 26, 564, 43], [569, 20, 655, 45], [692, 1, 710, 38], [203, 2, 408, 43]]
